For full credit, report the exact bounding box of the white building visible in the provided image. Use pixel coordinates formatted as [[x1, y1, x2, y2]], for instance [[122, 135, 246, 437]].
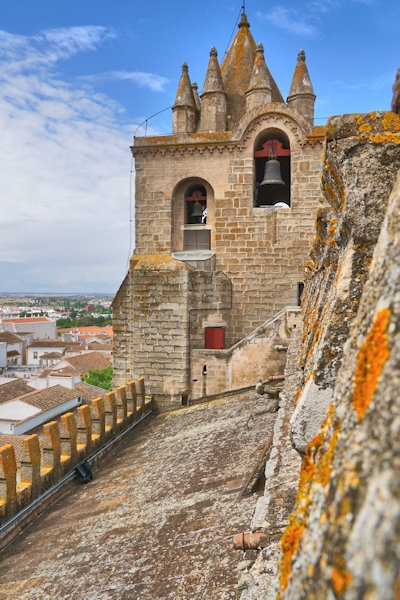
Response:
[[1, 317, 57, 340], [0, 385, 83, 434]]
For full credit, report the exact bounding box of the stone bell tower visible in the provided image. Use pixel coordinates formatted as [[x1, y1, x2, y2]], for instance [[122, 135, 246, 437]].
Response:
[[113, 12, 325, 409]]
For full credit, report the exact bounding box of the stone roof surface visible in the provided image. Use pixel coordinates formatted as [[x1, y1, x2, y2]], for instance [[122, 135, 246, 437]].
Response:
[[0, 390, 277, 599]]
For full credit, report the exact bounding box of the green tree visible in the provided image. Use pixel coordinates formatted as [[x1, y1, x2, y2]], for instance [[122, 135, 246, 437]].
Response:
[[56, 317, 74, 329], [82, 364, 113, 391]]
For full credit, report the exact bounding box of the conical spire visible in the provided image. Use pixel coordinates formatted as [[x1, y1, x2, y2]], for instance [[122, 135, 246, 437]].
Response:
[[199, 47, 226, 132], [202, 47, 225, 94], [245, 43, 272, 111], [288, 50, 315, 97], [174, 62, 197, 108], [220, 13, 256, 128], [172, 63, 198, 134], [191, 82, 201, 111], [220, 14, 283, 128], [287, 50, 316, 125]]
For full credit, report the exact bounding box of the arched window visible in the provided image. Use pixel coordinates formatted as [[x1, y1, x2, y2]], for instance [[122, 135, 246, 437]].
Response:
[[254, 131, 291, 207], [172, 178, 214, 257]]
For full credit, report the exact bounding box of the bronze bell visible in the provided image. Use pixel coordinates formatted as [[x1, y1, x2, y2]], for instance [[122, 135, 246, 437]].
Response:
[[260, 159, 285, 186], [191, 200, 203, 218]]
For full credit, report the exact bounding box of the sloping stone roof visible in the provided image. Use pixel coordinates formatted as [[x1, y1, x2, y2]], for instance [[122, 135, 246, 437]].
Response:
[[0, 390, 277, 598]]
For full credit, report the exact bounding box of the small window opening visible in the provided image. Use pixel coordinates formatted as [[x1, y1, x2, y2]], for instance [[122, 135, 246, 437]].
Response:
[[298, 282, 304, 306]]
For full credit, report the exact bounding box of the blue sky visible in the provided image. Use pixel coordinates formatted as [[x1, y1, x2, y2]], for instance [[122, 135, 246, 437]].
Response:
[[0, 0, 399, 294]]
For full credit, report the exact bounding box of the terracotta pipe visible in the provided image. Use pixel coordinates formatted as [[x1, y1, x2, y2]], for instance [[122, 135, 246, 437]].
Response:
[[233, 532, 268, 550]]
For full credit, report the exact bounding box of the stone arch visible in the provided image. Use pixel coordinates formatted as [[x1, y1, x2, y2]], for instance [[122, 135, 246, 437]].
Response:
[[253, 127, 291, 207], [171, 177, 215, 253], [240, 110, 306, 150]]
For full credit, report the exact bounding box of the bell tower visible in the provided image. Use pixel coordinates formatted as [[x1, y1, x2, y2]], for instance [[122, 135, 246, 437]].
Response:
[[113, 12, 326, 409]]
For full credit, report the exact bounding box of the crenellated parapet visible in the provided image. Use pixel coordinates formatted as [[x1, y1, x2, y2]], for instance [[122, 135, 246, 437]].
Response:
[[0, 379, 152, 528]]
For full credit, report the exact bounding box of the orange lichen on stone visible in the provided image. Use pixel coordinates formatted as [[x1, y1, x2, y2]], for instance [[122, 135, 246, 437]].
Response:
[[357, 116, 372, 134], [382, 111, 400, 132], [277, 403, 341, 597], [352, 307, 391, 421], [331, 566, 352, 594], [318, 425, 340, 487], [278, 519, 306, 596], [298, 448, 317, 490], [370, 131, 400, 144], [323, 163, 345, 213]]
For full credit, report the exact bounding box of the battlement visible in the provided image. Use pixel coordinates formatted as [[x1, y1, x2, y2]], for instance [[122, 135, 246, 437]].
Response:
[[0, 379, 152, 534]]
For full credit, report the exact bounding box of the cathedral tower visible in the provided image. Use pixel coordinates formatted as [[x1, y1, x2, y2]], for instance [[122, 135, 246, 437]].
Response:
[[113, 12, 325, 408]]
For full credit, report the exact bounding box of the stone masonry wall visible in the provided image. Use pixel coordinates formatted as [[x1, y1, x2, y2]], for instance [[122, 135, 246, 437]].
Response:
[[215, 138, 323, 344], [190, 307, 300, 398], [131, 111, 324, 351], [113, 255, 233, 408]]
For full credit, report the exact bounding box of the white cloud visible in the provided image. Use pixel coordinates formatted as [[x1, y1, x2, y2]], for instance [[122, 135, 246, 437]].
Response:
[[0, 26, 139, 293], [257, 7, 319, 38], [85, 70, 169, 93], [257, 0, 374, 37]]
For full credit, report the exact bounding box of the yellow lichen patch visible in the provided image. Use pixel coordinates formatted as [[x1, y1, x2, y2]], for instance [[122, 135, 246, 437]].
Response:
[[352, 307, 391, 421], [277, 403, 340, 597], [323, 163, 345, 212], [278, 519, 306, 595], [382, 111, 400, 132], [370, 132, 400, 145], [318, 425, 340, 487], [298, 450, 317, 491], [331, 566, 352, 594], [294, 388, 302, 407]]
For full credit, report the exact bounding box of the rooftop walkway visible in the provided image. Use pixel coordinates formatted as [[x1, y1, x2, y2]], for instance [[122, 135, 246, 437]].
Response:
[[0, 390, 277, 599]]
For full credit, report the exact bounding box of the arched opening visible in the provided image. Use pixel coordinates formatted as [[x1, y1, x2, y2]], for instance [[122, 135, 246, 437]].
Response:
[[254, 129, 291, 207], [172, 178, 214, 255]]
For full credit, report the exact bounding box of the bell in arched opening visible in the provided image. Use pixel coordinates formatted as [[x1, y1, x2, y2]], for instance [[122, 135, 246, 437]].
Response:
[[260, 158, 285, 186], [191, 200, 203, 218]]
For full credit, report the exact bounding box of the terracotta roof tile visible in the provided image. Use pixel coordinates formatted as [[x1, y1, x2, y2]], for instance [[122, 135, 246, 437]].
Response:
[[0, 331, 23, 344], [29, 340, 66, 348], [74, 382, 107, 403], [16, 385, 80, 411], [3, 317, 52, 324], [0, 379, 36, 404], [62, 352, 111, 375]]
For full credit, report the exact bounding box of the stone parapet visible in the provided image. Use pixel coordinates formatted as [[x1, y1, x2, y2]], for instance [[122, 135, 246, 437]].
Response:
[[0, 379, 152, 530]]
